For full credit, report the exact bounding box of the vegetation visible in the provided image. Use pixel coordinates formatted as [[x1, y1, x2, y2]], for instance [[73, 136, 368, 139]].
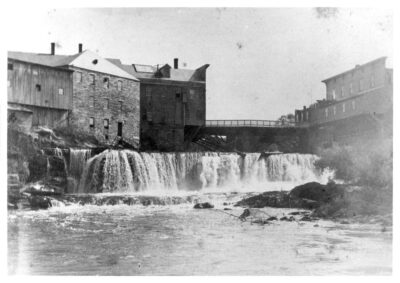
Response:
[[315, 138, 392, 188]]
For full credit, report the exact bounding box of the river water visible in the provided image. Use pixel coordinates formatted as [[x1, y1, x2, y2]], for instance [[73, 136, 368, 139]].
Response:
[[7, 151, 392, 275]]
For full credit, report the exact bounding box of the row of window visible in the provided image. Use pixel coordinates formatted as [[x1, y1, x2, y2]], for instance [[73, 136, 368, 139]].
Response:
[[331, 75, 375, 100], [145, 87, 197, 100], [89, 118, 124, 140], [324, 100, 356, 118], [89, 97, 124, 111], [76, 72, 123, 91]]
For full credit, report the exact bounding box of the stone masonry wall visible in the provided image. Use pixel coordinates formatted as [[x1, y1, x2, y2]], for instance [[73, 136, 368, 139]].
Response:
[[70, 67, 140, 146]]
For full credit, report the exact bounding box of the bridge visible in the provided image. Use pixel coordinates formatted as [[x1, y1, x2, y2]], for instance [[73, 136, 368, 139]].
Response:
[[186, 119, 306, 153], [205, 120, 297, 128]]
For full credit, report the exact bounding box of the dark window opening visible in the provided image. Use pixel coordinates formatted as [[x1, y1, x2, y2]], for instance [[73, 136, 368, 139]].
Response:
[[176, 93, 181, 98], [103, 77, 109, 89], [35, 84, 41, 91], [117, 122, 123, 137], [8, 63, 13, 70], [105, 134, 109, 140]]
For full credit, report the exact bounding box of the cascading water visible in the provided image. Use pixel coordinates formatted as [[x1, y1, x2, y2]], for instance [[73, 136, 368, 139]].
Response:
[[76, 150, 333, 194]]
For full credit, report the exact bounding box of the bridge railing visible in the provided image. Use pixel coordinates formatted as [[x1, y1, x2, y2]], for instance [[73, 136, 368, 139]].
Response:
[[205, 120, 297, 128]]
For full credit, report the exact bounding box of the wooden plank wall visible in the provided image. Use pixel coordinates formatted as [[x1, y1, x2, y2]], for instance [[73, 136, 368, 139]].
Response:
[[7, 60, 73, 110]]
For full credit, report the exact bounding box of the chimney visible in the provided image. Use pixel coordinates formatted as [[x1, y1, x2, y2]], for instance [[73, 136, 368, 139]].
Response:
[[174, 58, 178, 69], [51, 42, 55, 55], [78, 43, 83, 53]]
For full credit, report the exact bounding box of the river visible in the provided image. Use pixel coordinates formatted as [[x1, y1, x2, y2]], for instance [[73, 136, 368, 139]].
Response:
[[7, 151, 392, 275]]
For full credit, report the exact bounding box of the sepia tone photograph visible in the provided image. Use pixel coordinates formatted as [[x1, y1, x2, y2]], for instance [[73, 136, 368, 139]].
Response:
[[4, 3, 395, 276]]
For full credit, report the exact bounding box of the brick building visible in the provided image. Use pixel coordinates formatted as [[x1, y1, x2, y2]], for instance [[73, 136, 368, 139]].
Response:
[[8, 43, 141, 146], [110, 58, 209, 151]]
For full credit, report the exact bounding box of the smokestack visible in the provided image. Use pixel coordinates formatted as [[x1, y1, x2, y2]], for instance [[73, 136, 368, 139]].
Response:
[[51, 42, 55, 55], [78, 43, 83, 53], [174, 58, 178, 69]]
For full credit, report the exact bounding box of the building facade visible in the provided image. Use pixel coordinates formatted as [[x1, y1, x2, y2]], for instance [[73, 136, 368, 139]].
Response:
[[7, 44, 141, 146], [296, 57, 392, 126], [295, 57, 393, 148], [110, 58, 209, 151], [7, 57, 73, 129]]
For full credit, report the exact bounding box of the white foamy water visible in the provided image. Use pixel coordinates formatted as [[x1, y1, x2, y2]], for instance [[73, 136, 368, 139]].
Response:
[[77, 151, 333, 194]]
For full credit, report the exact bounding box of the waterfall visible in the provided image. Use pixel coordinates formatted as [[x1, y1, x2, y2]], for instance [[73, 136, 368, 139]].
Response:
[[76, 150, 333, 194]]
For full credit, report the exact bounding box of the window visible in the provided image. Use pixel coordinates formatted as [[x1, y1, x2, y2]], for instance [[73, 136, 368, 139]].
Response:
[[359, 79, 363, 92], [105, 134, 109, 140], [89, 117, 95, 128], [146, 87, 151, 97], [103, 119, 109, 129], [341, 86, 344, 97], [147, 111, 153, 121], [349, 83, 353, 94], [332, 89, 336, 100], [90, 97, 95, 107], [190, 89, 195, 99], [104, 98, 109, 110], [176, 88, 181, 98], [117, 80, 123, 91], [333, 106, 336, 116], [32, 69, 38, 76], [8, 63, 13, 70], [89, 74, 95, 85], [7, 80, 11, 88], [35, 84, 41, 92], [58, 88, 64, 95], [76, 72, 82, 83], [305, 111, 309, 121], [370, 75, 375, 87], [325, 108, 328, 118], [103, 77, 109, 89], [352, 100, 356, 110], [119, 101, 123, 112], [342, 103, 346, 113]]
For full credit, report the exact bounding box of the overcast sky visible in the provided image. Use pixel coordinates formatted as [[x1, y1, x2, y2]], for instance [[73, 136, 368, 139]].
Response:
[[5, 8, 393, 120]]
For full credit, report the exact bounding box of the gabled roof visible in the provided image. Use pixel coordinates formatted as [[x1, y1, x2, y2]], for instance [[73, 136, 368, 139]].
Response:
[[8, 50, 138, 81], [108, 59, 208, 82]]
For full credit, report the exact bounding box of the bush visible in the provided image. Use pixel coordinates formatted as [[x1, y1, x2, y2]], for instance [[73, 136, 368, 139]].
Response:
[[315, 139, 392, 188]]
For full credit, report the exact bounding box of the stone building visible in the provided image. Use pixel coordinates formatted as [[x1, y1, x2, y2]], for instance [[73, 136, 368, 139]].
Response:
[[7, 43, 140, 146], [110, 58, 209, 151]]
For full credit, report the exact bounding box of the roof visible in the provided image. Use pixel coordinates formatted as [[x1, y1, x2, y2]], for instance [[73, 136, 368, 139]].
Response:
[[322, 57, 387, 83], [8, 51, 79, 67], [8, 104, 33, 113], [8, 50, 138, 81], [108, 59, 207, 82]]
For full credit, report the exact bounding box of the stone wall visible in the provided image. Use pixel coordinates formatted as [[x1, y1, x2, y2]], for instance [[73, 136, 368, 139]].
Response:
[[140, 80, 205, 151], [70, 67, 140, 146]]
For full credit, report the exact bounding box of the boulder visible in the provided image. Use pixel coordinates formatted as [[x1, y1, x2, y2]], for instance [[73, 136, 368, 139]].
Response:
[[194, 202, 214, 209], [28, 195, 52, 209], [21, 182, 63, 196], [289, 181, 345, 204]]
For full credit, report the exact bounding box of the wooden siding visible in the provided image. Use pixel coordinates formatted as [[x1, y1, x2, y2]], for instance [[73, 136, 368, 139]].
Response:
[[7, 60, 73, 110]]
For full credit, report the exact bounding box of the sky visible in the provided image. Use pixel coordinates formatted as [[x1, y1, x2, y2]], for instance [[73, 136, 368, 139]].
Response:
[[5, 7, 393, 120]]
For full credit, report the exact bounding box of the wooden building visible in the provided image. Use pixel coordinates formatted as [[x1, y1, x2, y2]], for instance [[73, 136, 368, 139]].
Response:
[[7, 52, 73, 128], [7, 43, 141, 146]]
